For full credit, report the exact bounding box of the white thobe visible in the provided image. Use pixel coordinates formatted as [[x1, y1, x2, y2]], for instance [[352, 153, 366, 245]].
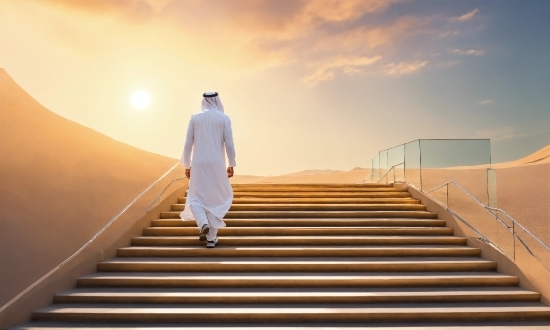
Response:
[[179, 108, 236, 228]]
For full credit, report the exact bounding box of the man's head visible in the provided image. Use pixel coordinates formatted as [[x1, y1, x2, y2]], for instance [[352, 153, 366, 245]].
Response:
[[202, 91, 224, 113]]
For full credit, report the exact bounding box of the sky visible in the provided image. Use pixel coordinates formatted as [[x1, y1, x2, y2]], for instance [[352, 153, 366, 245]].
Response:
[[0, 0, 548, 176]]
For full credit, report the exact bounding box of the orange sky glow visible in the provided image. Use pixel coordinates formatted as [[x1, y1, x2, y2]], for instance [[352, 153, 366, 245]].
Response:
[[1, 0, 548, 175]]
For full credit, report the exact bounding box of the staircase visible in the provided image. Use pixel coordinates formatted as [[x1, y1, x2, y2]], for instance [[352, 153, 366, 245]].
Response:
[[17, 183, 550, 328]]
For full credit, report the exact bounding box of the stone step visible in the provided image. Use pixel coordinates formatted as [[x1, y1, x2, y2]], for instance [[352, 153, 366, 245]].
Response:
[[117, 246, 480, 258], [96, 259, 496, 272], [232, 183, 395, 188], [151, 218, 447, 228], [179, 197, 420, 204], [231, 191, 413, 198], [171, 204, 427, 212], [231, 187, 409, 193], [142, 226, 453, 237], [160, 210, 439, 219], [33, 304, 550, 323], [14, 320, 550, 329], [131, 235, 467, 246], [52, 287, 541, 304], [76, 272, 519, 288]]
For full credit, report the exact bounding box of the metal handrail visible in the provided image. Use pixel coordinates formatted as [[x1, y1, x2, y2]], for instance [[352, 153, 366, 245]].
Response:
[[417, 179, 550, 272], [0, 162, 184, 315], [377, 162, 404, 183], [426, 179, 549, 252]]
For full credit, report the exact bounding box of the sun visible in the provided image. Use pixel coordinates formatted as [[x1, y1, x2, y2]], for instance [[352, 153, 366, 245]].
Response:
[[131, 90, 151, 110]]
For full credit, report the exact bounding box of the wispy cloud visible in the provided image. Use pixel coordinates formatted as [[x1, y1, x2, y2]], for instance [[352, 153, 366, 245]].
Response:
[[302, 56, 382, 86], [477, 127, 518, 141], [440, 30, 460, 38], [30, 0, 483, 86], [383, 61, 428, 75], [451, 8, 479, 22], [478, 99, 494, 105], [450, 48, 485, 56], [32, 0, 171, 21], [477, 126, 549, 141]]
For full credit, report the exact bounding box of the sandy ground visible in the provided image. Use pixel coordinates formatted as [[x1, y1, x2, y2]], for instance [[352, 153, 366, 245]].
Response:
[[232, 168, 371, 184], [0, 69, 177, 307]]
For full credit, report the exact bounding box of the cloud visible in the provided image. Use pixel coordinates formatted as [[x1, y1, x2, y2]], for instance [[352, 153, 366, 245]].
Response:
[[478, 99, 494, 105], [302, 56, 382, 86], [383, 61, 428, 75], [477, 127, 517, 141], [31, 0, 171, 21], [450, 48, 485, 56], [440, 30, 460, 38], [451, 8, 479, 22], [476, 126, 549, 141], [29, 0, 478, 86]]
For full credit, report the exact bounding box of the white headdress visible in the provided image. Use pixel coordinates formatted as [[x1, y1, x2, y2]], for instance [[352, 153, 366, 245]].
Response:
[[201, 91, 224, 113]]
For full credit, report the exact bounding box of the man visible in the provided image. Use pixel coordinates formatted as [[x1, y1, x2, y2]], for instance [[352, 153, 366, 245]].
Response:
[[179, 92, 236, 248]]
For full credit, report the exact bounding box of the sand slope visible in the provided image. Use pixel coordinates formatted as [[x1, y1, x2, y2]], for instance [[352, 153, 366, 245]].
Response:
[[232, 168, 370, 184], [0, 69, 176, 307]]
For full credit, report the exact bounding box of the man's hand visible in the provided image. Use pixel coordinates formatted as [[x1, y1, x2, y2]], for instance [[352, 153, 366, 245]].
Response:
[[185, 168, 191, 179], [227, 167, 234, 178]]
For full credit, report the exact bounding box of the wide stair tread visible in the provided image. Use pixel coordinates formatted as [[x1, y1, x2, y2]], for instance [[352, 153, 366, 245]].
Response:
[[117, 245, 480, 257], [161, 210, 438, 219], [152, 218, 446, 227], [52, 287, 542, 304], [96, 257, 497, 272], [32, 303, 550, 322], [181, 197, 421, 204], [130, 235, 467, 246], [76, 271, 520, 288]]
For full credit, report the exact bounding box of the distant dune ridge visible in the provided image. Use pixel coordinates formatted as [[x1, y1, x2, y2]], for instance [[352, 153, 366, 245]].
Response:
[[232, 167, 370, 184], [0, 69, 176, 307]]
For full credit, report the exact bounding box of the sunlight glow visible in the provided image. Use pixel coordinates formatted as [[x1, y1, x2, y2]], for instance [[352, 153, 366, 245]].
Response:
[[131, 90, 151, 110]]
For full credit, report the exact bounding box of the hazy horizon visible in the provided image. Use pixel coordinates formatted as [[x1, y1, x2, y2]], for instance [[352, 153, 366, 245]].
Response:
[[1, 0, 548, 176]]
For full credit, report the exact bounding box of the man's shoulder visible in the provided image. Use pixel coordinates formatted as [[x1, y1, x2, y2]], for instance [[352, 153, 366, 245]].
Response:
[[193, 110, 229, 121]]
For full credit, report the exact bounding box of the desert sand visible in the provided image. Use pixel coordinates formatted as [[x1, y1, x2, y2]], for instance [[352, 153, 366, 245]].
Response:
[[0, 69, 177, 307], [232, 167, 371, 184]]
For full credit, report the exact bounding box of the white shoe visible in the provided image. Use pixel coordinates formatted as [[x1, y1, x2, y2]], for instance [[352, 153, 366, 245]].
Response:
[[206, 238, 219, 248], [199, 224, 210, 241]]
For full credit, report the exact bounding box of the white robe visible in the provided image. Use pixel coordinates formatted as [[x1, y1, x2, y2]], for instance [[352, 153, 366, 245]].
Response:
[[179, 108, 236, 228]]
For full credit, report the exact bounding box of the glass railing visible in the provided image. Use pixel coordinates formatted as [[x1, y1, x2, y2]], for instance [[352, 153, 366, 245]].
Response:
[[367, 139, 550, 272], [0, 162, 187, 317]]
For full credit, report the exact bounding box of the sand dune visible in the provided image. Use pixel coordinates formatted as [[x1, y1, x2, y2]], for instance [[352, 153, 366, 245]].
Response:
[[232, 167, 370, 184], [0, 69, 177, 307], [493, 144, 550, 168]]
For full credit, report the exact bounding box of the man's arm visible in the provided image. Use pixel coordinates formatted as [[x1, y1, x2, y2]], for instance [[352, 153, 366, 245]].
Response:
[[224, 117, 236, 176], [181, 115, 195, 178]]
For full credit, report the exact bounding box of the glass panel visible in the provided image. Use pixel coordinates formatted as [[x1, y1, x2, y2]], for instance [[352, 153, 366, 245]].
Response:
[[495, 162, 550, 271], [495, 164, 550, 249], [448, 183, 500, 250], [419, 139, 491, 204], [427, 184, 448, 208], [394, 163, 405, 182], [487, 168, 497, 209], [404, 141, 421, 189], [495, 215, 515, 260], [371, 154, 380, 183], [513, 221, 550, 272], [388, 144, 405, 182], [379, 150, 388, 183]]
